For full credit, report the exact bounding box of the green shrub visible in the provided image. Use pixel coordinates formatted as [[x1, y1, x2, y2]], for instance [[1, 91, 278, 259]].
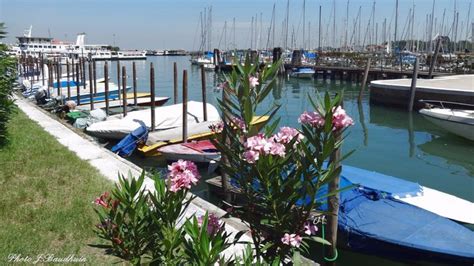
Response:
[[0, 22, 17, 147]]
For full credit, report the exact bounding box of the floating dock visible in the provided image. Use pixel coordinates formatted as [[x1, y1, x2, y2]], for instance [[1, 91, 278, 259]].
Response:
[[369, 75, 474, 110]]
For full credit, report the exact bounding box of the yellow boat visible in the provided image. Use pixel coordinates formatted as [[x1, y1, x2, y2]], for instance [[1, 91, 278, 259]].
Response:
[[137, 115, 269, 157]]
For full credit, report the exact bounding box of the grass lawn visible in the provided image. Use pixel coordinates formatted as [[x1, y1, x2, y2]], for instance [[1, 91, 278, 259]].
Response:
[[0, 108, 119, 264]]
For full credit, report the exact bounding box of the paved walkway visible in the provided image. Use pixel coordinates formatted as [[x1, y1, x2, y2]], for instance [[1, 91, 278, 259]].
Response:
[[14, 96, 251, 259]]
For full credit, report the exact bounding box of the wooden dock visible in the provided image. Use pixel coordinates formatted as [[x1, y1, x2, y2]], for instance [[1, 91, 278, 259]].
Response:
[[369, 75, 474, 110], [216, 63, 451, 81]]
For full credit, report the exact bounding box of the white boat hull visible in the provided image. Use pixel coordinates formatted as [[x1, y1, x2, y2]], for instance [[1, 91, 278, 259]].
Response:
[[420, 108, 474, 141]]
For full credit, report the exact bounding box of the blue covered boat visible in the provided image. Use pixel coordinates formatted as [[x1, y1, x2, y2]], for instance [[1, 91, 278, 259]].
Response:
[[230, 165, 474, 264], [290, 67, 315, 79], [316, 166, 474, 265]]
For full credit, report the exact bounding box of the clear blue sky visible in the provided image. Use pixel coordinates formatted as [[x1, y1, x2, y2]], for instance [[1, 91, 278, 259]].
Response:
[[1, 0, 472, 50]]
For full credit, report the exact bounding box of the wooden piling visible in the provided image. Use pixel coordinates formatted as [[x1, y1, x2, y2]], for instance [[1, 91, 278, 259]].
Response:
[[173, 62, 178, 104], [408, 57, 419, 112], [122, 66, 127, 117], [93, 60, 97, 95], [35, 58, 39, 82], [104, 62, 109, 115], [428, 38, 442, 79], [88, 62, 94, 110], [82, 58, 86, 92], [132, 62, 137, 106], [40, 57, 45, 86], [326, 129, 342, 265], [221, 85, 231, 202], [71, 57, 75, 83], [66, 59, 71, 100], [358, 58, 371, 103], [182, 70, 188, 143], [326, 96, 343, 265], [200, 65, 208, 121], [76, 62, 81, 105], [150, 63, 156, 131], [117, 61, 121, 99], [56, 61, 61, 98]]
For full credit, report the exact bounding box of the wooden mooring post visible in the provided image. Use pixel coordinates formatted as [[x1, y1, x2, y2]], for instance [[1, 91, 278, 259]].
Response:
[[56, 61, 61, 100], [173, 62, 178, 104], [358, 58, 371, 103], [150, 63, 156, 131], [104, 62, 109, 115], [93, 60, 97, 95], [40, 57, 45, 86], [326, 97, 343, 265], [182, 70, 188, 143], [122, 66, 127, 117], [408, 57, 419, 112], [88, 61, 94, 110], [221, 86, 231, 202], [117, 61, 121, 99], [200, 65, 208, 121], [76, 62, 81, 105], [66, 59, 71, 100], [428, 38, 442, 79], [132, 62, 138, 106], [82, 58, 86, 92]]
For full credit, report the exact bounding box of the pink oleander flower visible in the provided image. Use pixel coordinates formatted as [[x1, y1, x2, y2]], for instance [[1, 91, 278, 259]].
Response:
[[231, 116, 247, 132], [243, 150, 260, 164], [209, 121, 224, 133], [94, 192, 110, 208], [244, 134, 268, 152], [268, 141, 286, 157], [298, 111, 325, 128], [332, 106, 354, 131], [168, 160, 200, 192], [273, 127, 304, 144], [198, 213, 223, 236], [249, 76, 259, 88], [281, 233, 303, 248], [304, 221, 318, 235]]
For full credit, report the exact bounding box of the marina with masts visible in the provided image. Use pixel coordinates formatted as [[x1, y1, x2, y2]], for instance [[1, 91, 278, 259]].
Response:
[[3, 0, 474, 264]]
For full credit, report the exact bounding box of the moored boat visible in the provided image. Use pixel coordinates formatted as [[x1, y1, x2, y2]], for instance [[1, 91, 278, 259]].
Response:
[[158, 140, 220, 163], [419, 101, 474, 141], [290, 67, 315, 79]]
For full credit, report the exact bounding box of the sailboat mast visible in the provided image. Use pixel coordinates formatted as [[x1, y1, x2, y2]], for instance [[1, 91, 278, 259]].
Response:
[[333, 0, 336, 48], [319, 5, 322, 52], [285, 0, 290, 50], [429, 0, 436, 52], [303, 0, 306, 49], [345, 0, 349, 50], [412, 3, 415, 52], [394, 0, 399, 48]]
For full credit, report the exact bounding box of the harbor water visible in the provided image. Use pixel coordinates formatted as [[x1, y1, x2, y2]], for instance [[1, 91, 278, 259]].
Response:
[[95, 56, 473, 265]]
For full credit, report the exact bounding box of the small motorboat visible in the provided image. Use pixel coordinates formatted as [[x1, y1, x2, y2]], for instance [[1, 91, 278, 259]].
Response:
[[290, 67, 315, 79], [158, 140, 220, 163], [419, 101, 474, 141]]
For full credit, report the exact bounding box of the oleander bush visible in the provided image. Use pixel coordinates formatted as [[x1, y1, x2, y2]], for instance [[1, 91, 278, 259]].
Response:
[[92, 57, 354, 265], [0, 22, 17, 147]]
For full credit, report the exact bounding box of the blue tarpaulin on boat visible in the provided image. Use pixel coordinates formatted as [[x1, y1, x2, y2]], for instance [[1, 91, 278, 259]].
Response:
[[230, 164, 474, 264], [333, 186, 474, 263], [340, 165, 423, 198], [111, 121, 148, 157]]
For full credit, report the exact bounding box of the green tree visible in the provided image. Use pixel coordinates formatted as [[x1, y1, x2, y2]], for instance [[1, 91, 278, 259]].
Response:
[[0, 22, 17, 147]]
